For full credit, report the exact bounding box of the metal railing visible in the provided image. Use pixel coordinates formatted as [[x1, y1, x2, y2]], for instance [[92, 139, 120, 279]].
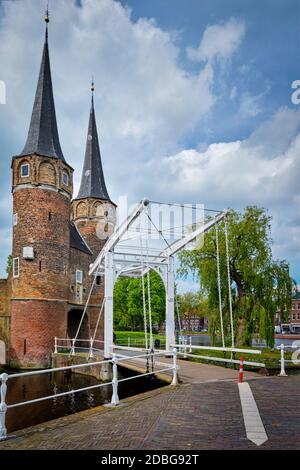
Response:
[[115, 337, 167, 349], [0, 349, 178, 441], [54, 337, 104, 358], [171, 343, 266, 367], [278, 343, 300, 376]]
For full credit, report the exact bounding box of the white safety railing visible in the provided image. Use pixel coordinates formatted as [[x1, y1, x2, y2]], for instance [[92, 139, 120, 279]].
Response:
[[54, 337, 104, 359], [0, 348, 178, 441], [278, 343, 300, 377], [171, 343, 266, 367], [115, 337, 166, 349]]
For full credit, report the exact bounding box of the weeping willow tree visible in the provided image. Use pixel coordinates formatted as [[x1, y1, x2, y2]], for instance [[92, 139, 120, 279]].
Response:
[[179, 206, 293, 347]]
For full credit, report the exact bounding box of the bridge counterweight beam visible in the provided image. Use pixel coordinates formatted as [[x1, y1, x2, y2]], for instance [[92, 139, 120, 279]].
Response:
[[166, 256, 175, 352], [104, 251, 114, 358]]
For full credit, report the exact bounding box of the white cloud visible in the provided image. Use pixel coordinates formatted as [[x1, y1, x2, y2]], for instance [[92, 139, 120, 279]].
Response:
[[239, 91, 263, 117], [187, 17, 245, 63], [0, 0, 298, 288], [0, 0, 220, 279], [0, 0, 216, 199], [146, 107, 300, 279], [239, 83, 271, 117], [230, 86, 237, 100], [157, 107, 300, 204]]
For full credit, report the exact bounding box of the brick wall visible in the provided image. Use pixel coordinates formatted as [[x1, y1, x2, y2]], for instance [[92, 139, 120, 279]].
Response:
[[71, 198, 115, 256], [10, 154, 73, 367], [12, 187, 71, 300], [0, 278, 11, 357], [0, 278, 9, 317], [68, 247, 104, 343], [10, 300, 68, 369]]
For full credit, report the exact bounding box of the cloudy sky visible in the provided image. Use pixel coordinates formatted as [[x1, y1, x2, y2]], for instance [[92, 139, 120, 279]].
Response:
[[0, 0, 299, 288]]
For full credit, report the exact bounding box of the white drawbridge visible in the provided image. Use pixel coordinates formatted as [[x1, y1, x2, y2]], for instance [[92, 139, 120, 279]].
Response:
[[86, 198, 229, 358]]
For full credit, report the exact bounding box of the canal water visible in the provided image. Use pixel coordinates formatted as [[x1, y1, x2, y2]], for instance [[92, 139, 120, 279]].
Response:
[[3, 366, 165, 434]]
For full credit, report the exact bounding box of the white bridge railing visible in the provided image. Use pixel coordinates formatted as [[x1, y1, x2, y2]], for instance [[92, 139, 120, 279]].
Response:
[[171, 343, 266, 367], [54, 337, 104, 358], [0, 349, 178, 441]]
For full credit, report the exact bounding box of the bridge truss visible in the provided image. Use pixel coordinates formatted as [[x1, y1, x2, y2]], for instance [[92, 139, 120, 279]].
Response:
[[88, 198, 228, 358]]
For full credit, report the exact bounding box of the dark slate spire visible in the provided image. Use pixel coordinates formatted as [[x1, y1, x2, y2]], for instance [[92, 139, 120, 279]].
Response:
[[18, 11, 65, 161], [75, 83, 110, 201]]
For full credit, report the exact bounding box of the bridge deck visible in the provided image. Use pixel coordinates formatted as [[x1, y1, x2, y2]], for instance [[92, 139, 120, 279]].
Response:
[[117, 353, 260, 383]]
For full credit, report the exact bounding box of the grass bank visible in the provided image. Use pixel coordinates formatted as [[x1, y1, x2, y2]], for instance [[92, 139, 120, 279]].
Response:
[[114, 330, 166, 347], [114, 330, 299, 372], [179, 346, 298, 372]]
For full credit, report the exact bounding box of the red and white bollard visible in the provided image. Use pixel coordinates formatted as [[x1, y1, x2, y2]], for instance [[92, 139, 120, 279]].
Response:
[[239, 356, 244, 383]]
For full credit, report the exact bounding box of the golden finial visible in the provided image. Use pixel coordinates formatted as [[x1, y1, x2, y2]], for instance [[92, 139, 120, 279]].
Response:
[[45, 4, 50, 24]]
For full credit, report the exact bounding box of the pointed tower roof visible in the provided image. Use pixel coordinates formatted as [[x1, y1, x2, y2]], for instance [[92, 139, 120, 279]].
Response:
[[18, 12, 65, 161], [75, 83, 111, 201]]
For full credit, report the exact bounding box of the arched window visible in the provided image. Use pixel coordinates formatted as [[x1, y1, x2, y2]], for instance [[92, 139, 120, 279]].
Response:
[[39, 161, 56, 185], [93, 203, 104, 217], [76, 202, 87, 218], [20, 162, 30, 178], [62, 170, 69, 186]]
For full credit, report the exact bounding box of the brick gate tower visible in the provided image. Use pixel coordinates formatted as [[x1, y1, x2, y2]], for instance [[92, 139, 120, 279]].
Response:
[[71, 83, 116, 343], [0, 12, 116, 369], [71, 82, 116, 254], [10, 16, 73, 368]]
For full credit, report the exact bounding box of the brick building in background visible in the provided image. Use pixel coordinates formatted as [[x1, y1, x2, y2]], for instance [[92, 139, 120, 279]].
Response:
[[289, 293, 300, 333], [0, 17, 116, 368]]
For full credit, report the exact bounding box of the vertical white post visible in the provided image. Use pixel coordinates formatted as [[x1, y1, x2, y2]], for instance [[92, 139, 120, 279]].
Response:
[[71, 338, 75, 356], [54, 336, 58, 354], [166, 256, 175, 353], [171, 348, 178, 385], [111, 353, 119, 406], [278, 343, 287, 377], [183, 337, 187, 358], [104, 251, 114, 358], [0, 373, 8, 441], [189, 336, 192, 353], [89, 337, 94, 360]]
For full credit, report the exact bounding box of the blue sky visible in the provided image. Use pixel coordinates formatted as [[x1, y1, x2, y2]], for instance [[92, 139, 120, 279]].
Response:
[[0, 0, 299, 289]]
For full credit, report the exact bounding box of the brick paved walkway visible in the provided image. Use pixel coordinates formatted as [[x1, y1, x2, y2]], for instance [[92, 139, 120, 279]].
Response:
[[0, 376, 299, 450]]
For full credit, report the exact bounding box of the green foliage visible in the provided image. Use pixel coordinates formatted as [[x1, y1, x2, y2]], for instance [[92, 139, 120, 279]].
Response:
[[179, 206, 293, 347], [113, 271, 166, 331], [177, 290, 209, 330], [6, 255, 12, 275]]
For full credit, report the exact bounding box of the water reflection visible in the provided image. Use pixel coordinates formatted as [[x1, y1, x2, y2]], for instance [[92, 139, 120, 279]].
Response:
[[5, 367, 164, 433]]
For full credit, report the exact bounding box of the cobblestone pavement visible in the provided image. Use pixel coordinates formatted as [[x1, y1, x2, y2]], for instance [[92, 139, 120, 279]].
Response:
[[0, 376, 299, 450]]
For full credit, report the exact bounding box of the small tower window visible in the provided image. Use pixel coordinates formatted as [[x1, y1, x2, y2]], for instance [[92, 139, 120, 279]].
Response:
[[13, 213, 18, 226], [20, 163, 30, 178], [13, 257, 20, 278], [96, 275, 101, 286], [107, 207, 113, 219], [76, 269, 83, 284], [48, 211, 52, 221], [62, 171, 69, 186]]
